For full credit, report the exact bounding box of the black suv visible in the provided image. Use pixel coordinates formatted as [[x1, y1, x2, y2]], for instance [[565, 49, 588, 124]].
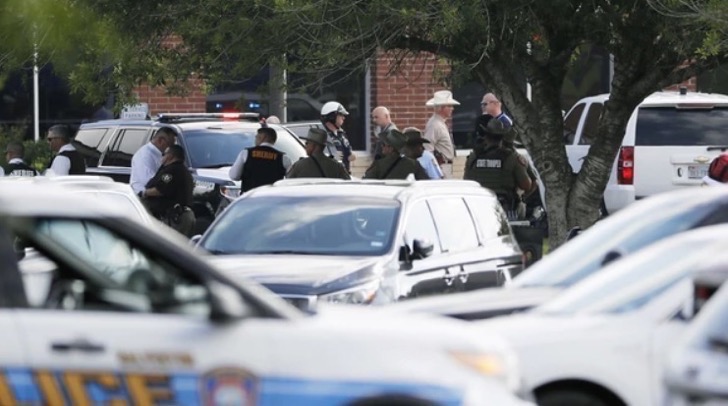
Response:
[[73, 113, 307, 233], [197, 179, 525, 311]]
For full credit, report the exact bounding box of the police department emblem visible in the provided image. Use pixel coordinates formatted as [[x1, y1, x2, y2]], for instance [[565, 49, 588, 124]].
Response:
[[201, 367, 258, 406], [161, 174, 173, 183]]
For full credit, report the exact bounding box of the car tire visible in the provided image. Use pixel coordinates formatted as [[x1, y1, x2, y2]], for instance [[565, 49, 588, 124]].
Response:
[[538, 389, 614, 406]]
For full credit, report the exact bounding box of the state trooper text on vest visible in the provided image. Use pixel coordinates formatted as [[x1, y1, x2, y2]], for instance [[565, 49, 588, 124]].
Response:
[[476, 158, 503, 168]]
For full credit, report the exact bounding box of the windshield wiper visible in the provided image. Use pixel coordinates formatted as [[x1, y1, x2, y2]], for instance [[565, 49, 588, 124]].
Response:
[[247, 250, 320, 255], [708, 336, 728, 352], [198, 164, 233, 169], [205, 249, 232, 255]]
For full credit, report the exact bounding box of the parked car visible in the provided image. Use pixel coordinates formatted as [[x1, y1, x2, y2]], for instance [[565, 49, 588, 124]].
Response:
[[386, 187, 728, 320], [280, 120, 323, 140], [472, 224, 728, 406], [196, 179, 524, 311], [663, 280, 728, 405], [563, 89, 728, 214], [73, 113, 308, 233], [0, 184, 532, 405]]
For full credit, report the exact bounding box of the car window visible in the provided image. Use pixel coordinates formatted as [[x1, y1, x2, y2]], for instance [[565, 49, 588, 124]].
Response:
[[201, 196, 400, 256], [287, 99, 320, 121], [73, 128, 109, 168], [563, 103, 585, 145], [428, 197, 479, 253], [403, 200, 442, 256], [182, 128, 306, 168], [101, 129, 150, 167], [464, 196, 511, 240], [513, 193, 728, 289], [578, 103, 603, 145], [682, 284, 728, 351], [29, 218, 210, 316], [635, 107, 728, 145]]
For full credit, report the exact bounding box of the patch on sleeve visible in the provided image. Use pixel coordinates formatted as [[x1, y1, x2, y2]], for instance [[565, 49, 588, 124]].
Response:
[[161, 174, 173, 183], [516, 154, 528, 168]]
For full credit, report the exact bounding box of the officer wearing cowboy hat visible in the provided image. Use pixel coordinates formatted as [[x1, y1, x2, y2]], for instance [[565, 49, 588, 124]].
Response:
[[423, 90, 459, 178], [287, 128, 351, 179], [364, 129, 429, 180]]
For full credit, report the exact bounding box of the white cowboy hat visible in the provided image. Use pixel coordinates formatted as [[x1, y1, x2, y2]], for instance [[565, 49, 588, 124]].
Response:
[[425, 90, 460, 107]]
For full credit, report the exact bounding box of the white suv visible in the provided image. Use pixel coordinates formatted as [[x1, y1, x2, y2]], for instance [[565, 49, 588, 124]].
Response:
[[564, 90, 728, 214]]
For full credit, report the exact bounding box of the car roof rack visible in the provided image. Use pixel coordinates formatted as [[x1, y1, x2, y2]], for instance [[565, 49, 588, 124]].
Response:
[[156, 112, 260, 123], [273, 179, 482, 188]]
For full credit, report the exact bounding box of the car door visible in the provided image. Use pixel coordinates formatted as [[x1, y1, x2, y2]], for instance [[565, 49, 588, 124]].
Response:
[[569, 101, 603, 174], [11, 217, 274, 405], [99, 127, 152, 182], [463, 195, 524, 287], [398, 199, 458, 298], [410, 197, 483, 295]]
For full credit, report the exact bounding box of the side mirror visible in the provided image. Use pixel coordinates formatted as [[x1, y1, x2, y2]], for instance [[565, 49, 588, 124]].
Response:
[[412, 239, 434, 260], [601, 249, 624, 266], [564, 226, 582, 243], [208, 281, 250, 322]]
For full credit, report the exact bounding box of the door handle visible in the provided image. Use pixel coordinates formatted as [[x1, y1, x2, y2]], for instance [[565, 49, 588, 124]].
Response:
[[443, 269, 455, 286], [458, 267, 469, 284], [51, 339, 105, 353]]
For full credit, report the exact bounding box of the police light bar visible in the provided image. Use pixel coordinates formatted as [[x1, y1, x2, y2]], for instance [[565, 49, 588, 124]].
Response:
[[156, 112, 260, 123]]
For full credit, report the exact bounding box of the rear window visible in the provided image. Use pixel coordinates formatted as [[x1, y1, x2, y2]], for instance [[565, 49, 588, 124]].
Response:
[[636, 107, 728, 146]]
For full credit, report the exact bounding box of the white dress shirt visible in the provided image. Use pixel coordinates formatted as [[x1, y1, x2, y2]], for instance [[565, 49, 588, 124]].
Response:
[[418, 150, 444, 179], [130, 142, 163, 194], [229, 142, 293, 181], [47, 143, 77, 176]]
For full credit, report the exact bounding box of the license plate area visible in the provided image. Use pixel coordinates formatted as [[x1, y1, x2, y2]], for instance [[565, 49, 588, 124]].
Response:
[[688, 165, 708, 179]]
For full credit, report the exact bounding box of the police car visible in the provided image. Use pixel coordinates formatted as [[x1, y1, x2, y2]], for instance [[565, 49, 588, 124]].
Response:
[[0, 184, 532, 405]]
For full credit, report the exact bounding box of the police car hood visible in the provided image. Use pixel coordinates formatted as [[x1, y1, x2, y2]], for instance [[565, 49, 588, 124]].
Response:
[[385, 286, 562, 320], [209, 254, 381, 294], [191, 167, 232, 181]]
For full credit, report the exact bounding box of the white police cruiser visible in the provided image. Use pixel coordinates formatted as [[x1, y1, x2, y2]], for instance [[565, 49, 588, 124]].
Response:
[[0, 183, 531, 405]]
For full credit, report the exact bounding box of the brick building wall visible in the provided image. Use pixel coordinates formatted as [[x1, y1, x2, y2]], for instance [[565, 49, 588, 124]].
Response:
[[133, 82, 207, 116]]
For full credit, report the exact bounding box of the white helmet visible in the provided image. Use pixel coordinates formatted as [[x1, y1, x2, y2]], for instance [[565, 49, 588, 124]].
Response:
[[321, 101, 349, 117]]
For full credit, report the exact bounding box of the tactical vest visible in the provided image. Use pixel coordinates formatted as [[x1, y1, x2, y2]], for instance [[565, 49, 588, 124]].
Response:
[[241, 145, 286, 193], [3, 162, 38, 177], [468, 145, 517, 204], [51, 150, 86, 175]]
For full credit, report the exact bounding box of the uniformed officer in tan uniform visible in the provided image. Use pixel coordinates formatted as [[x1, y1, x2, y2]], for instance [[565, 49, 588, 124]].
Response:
[[287, 128, 351, 179], [464, 119, 533, 217], [364, 129, 429, 180]]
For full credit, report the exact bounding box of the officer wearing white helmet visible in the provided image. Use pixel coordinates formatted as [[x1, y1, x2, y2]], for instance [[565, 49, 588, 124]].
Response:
[[320, 101, 356, 173]]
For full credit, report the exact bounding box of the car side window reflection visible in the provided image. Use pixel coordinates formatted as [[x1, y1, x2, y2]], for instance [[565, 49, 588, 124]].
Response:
[[403, 201, 441, 256], [427, 198, 479, 253], [31, 219, 209, 316]]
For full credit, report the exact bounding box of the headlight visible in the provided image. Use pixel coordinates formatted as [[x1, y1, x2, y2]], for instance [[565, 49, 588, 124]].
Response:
[[450, 350, 522, 394], [320, 281, 379, 305]]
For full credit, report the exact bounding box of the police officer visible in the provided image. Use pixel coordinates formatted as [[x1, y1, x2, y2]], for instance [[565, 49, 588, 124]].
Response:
[[320, 101, 356, 173], [3, 141, 38, 177], [287, 128, 351, 179], [46, 124, 86, 175], [229, 127, 292, 193], [142, 145, 196, 236], [364, 129, 429, 180], [464, 119, 533, 217]]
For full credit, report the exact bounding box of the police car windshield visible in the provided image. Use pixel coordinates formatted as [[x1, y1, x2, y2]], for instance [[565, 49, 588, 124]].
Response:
[[201, 196, 401, 256], [183, 129, 306, 168], [512, 191, 726, 289], [534, 234, 722, 316]]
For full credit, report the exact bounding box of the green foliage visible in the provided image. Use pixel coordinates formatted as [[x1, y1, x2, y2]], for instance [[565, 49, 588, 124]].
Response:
[[0, 125, 52, 172]]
